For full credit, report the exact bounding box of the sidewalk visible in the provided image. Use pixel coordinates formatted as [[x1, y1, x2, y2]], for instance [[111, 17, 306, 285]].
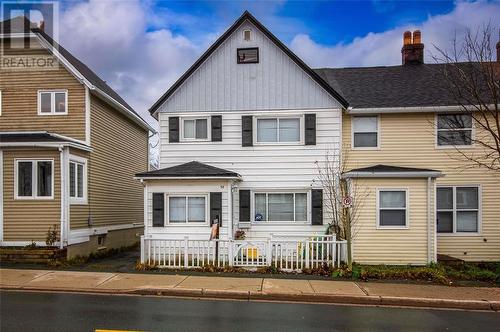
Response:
[[1, 268, 499, 311]]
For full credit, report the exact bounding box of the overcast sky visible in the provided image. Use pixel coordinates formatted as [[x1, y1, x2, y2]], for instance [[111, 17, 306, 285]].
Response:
[[53, 0, 500, 129]]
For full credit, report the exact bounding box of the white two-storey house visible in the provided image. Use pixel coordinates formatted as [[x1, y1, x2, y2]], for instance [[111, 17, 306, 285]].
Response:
[[136, 11, 348, 252]]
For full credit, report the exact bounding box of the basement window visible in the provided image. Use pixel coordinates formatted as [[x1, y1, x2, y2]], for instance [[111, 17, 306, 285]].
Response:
[[237, 47, 259, 64]]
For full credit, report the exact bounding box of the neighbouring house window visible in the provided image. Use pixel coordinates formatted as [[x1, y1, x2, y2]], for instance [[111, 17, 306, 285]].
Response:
[[237, 47, 259, 64], [254, 192, 307, 222], [352, 116, 378, 148], [69, 159, 86, 203], [378, 190, 407, 227], [437, 186, 479, 233], [168, 196, 207, 223], [256, 117, 301, 143], [38, 90, 67, 115], [437, 114, 472, 146], [15, 160, 53, 199], [182, 118, 208, 140]]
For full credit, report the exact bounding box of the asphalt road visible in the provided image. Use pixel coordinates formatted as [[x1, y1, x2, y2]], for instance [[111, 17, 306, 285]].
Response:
[[1, 291, 499, 332]]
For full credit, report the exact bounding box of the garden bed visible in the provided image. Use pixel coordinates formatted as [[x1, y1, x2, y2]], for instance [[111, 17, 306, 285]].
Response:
[[0, 247, 67, 263]]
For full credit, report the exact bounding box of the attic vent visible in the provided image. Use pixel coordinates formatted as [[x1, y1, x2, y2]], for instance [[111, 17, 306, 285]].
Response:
[[243, 29, 251, 41]]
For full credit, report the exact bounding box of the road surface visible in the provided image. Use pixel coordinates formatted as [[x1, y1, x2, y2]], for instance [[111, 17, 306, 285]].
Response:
[[1, 290, 499, 331]]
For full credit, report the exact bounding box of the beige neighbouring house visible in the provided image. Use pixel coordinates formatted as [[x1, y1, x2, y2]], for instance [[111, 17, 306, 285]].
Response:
[[0, 17, 154, 257], [316, 30, 500, 264]]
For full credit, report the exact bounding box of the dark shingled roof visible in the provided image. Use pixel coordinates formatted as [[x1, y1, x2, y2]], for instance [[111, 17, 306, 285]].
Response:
[[314, 63, 497, 109], [0, 132, 71, 143], [347, 164, 440, 173], [136, 161, 240, 178]]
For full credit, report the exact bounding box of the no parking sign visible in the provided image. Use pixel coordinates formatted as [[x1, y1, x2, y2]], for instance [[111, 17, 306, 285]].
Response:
[[342, 196, 353, 208]]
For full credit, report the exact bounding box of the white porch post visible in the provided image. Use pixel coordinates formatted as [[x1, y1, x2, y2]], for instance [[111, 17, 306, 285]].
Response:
[[59, 146, 70, 248], [227, 180, 233, 240]]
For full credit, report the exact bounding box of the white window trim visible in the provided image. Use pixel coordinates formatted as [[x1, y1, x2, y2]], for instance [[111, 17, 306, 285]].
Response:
[[14, 158, 55, 200], [435, 113, 475, 149], [166, 194, 209, 226], [69, 155, 88, 205], [250, 189, 310, 225], [376, 188, 409, 229], [351, 114, 380, 150], [436, 185, 482, 236], [180, 116, 210, 142], [253, 115, 304, 146], [37, 90, 68, 115]]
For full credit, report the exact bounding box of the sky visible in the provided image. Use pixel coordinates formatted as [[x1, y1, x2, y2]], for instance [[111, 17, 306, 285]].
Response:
[[20, 1, 500, 129]]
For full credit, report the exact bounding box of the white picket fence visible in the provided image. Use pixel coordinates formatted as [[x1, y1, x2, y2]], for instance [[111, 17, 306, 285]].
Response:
[[140, 235, 347, 271]]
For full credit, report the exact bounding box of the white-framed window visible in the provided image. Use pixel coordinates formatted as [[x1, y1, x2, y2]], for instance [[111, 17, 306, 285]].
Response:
[[181, 117, 209, 141], [436, 113, 473, 146], [37, 90, 68, 115], [69, 156, 87, 204], [352, 115, 379, 148], [167, 195, 208, 224], [255, 116, 302, 144], [253, 192, 308, 223], [377, 189, 408, 228], [243, 29, 251, 41], [14, 159, 54, 199], [437, 186, 480, 234]]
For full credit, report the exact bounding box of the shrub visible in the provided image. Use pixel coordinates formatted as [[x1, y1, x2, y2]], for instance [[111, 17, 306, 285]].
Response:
[[45, 225, 58, 246]]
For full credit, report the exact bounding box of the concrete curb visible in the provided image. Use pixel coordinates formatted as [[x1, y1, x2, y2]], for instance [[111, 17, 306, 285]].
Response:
[[2, 285, 498, 311]]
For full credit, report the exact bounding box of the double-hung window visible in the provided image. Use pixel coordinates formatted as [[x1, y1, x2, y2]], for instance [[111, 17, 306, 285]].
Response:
[[15, 159, 53, 199], [182, 118, 208, 140], [168, 195, 207, 224], [352, 116, 378, 148], [377, 189, 408, 228], [256, 117, 301, 143], [437, 186, 479, 233], [38, 90, 67, 115], [437, 114, 472, 146], [69, 158, 87, 204], [254, 192, 307, 223]]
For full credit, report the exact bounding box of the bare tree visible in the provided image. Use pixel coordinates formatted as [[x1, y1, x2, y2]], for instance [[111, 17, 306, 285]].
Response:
[[315, 150, 367, 269], [433, 23, 500, 171]]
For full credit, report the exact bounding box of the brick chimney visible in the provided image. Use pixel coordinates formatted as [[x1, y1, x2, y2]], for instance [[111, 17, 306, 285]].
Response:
[[496, 29, 500, 62], [402, 30, 424, 65]]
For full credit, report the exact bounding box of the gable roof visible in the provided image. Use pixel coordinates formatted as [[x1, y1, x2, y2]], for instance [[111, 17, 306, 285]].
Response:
[[1, 16, 154, 132], [148, 11, 348, 117], [135, 161, 240, 179], [315, 62, 499, 110]]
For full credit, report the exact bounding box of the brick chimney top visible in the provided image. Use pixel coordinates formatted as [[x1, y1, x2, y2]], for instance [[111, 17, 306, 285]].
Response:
[[496, 29, 500, 62], [402, 30, 424, 65]]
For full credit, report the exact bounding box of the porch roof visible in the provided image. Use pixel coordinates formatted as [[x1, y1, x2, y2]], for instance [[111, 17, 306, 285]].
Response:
[[343, 164, 443, 178], [135, 161, 241, 180], [0, 131, 92, 151]]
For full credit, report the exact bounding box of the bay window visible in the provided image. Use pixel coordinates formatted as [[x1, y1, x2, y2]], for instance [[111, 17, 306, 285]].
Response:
[[437, 186, 479, 233], [254, 192, 307, 222], [15, 159, 53, 199]]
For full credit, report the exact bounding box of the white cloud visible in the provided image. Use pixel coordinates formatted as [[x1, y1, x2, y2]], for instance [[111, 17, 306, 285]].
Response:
[[290, 1, 500, 68]]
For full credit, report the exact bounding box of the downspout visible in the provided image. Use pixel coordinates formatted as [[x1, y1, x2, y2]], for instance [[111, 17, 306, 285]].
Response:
[[427, 177, 432, 264], [59, 146, 65, 249]]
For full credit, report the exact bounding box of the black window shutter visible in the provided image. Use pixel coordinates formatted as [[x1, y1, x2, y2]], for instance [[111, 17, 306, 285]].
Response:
[[210, 192, 222, 226], [241, 116, 253, 147], [152, 193, 164, 227], [169, 117, 179, 143], [305, 114, 316, 145], [239, 190, 251, 222], [311, 189, 323, 225], [211, 115, 222, 142]]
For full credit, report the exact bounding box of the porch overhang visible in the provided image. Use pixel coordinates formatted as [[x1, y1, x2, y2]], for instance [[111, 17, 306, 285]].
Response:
[[0, 131, 92, 152], [342, 164, 444, 179], [134, 161, 242, 181]]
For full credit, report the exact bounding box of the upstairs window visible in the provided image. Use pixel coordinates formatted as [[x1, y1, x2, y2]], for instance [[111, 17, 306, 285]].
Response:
[[237, 47, 259, 64], [256, 117, 301, 143], [15, 159, 53, 199], [38, 90, 67, 115], [243, 29, 251, 41], [437, 186, 479, 233], [377, 189, 408, 228], [437, 114, 472, 146], [352, 116, 378, 148], [182, 118, 208, 140]]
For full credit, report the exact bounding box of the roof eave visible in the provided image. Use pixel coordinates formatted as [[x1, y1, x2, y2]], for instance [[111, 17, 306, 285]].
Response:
[[134, 175, 242, 181], [342, 171, 444, 178]]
